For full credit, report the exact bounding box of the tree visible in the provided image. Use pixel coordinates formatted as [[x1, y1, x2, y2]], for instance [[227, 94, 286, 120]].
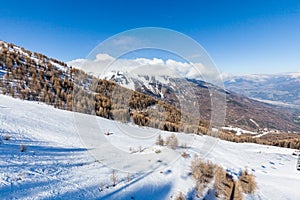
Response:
[[110, 170, 118, 187], [10, 86, 15, 97], [239, 169, 256, 194], [165, 133, 178, 150], [156, 134, 164, 146]]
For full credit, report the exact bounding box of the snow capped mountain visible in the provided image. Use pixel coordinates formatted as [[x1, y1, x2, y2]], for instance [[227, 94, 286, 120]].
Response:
[[224, 73, 300, 107], [103, 70, 175, 99], [2, 39, 300, 134], [103, 70, 300, 133]]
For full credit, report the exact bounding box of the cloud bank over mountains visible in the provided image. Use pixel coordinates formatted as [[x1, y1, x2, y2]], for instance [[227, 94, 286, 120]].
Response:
[[67, 53, 228, 83]]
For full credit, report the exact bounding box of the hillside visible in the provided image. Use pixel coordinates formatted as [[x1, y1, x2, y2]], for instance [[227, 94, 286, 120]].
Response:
[[1, 41, 300, 149], [104, 71, 300, 133], [1, 94, 300, 199], [0, 41, 208, 135]]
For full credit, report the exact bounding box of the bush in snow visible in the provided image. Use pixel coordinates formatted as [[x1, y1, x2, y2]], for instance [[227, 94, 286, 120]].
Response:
[[190, 155, 215, 197], [239, 169, 256, 194], [174, 191, 186, 200], [20, 144, 26, 152], [155, 134, 164, 146], [110, 170, 118, 187], [165, 133, 178, 150], [99, 182, 105, 192], [126, 173, 131, 182], [181, 151, 189, 158], [213, 165, 255, 199], [191, 155, 213, 182], [4, 133, 10, 140]]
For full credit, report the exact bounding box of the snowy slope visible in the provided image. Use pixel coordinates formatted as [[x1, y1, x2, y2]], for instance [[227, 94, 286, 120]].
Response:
[[0, 94, 300, 199]]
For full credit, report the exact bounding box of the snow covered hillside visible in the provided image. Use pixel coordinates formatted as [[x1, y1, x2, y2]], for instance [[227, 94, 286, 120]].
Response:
[[0, 94, 300, 199]]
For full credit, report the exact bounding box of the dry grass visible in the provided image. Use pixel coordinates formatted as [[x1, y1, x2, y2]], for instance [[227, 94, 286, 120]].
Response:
[[181, 151, 189, 158], [174, 192, 186, 200]]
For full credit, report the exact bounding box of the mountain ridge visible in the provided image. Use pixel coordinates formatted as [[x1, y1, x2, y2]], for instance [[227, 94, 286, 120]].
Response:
[[1, 41, 300, 149], [224, 73, 300, 108], [104, 70, 300, 133]]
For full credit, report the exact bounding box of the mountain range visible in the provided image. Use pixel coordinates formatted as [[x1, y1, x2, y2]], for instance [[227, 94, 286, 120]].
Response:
[[104, 71, 300, 133], [224, 74, 300, 108], [1, 40, 300, 148]]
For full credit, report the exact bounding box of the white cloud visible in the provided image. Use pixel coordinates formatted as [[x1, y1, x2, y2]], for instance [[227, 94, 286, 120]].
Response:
[[67, 58, 86, 69], [95, 53, 114, 61], [67, 53, 223, 83]]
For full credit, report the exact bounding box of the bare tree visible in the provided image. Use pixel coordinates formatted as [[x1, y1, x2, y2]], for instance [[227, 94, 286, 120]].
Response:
[[156, 134, 164, 146], [165, 133, 178, 150], [110, 170, 118, 187], [127, 173, 131, 182]]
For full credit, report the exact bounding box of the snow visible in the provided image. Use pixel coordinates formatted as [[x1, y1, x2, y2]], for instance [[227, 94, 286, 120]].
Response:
[[253, 132, 269, 138], [102, 71, 136, 91], [102, 70, 171, 99], [252, 98, 300, 109], [1, 94, 300, 199], [222, 126, 257, 136], [249, 119, 259, 128]]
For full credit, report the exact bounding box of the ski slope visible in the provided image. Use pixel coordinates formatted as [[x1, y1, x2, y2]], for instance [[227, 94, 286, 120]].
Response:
[[0, 94, 300, 199]]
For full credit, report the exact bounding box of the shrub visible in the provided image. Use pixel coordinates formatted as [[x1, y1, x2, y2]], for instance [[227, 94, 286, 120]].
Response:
[[155, 149, 161, 154], [165, 133, 178, 150], [191, 156, 214, 184], [110, 170, 118, 187], [4, 133, 10, 140], [156, 134, 164, 146], [20, 144, 26, 152], [99, 182, 105, 192], [127, 173, 131, 182], [181, 151, 189, 158], [191, 155, 218, 198], [239, 169, 256, 194], [175, 192, 186, 200]]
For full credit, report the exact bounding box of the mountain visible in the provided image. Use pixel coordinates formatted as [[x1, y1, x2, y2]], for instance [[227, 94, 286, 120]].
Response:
[[104, 71, 300, 133], [0, 41, 207, 134], [1, 41, 300, 149], [1, 41, 300, 199], [224, 73, 300, 108]]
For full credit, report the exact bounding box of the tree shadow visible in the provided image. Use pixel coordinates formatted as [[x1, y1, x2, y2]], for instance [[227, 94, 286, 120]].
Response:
[[100, 181, 173, 200]]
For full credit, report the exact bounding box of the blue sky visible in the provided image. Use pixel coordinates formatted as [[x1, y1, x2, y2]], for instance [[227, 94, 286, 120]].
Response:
[[0, 0, 299, 75]]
